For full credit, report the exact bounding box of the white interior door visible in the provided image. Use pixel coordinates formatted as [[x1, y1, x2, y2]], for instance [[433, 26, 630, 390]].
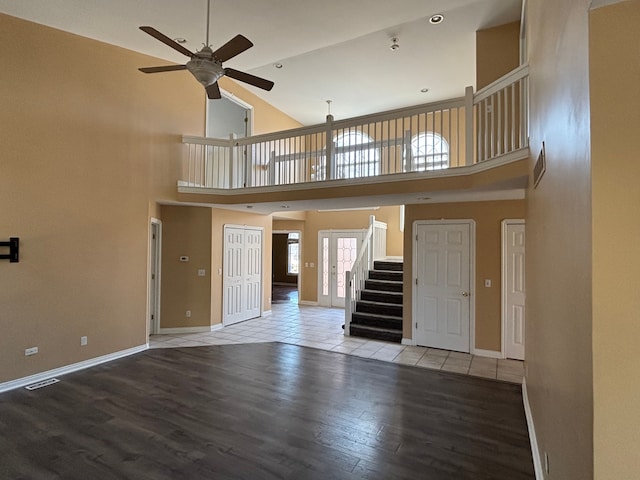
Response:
[[414, 222, 472, 352], [503, 220, 525, 360], [223, 225, 262, 325], [318, 230, 364, 308], [244, 228, 262, 320]]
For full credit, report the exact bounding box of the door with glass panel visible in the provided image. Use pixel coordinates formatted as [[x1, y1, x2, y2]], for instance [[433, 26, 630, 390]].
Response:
[[318, 230, 365, 308]]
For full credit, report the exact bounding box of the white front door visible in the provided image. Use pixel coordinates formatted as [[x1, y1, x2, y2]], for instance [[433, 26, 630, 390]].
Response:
[[223, 225, 263, 325], [503, 220, 525, 360], [413, 221, 473, 352], [318, 230, 364, 308]]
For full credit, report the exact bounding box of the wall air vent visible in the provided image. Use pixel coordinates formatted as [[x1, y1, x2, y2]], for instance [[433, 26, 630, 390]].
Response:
[[533, 142, 546, 188], [25, 378, 59, 390]]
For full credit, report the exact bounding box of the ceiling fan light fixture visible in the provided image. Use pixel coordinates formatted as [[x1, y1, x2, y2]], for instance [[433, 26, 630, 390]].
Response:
[[186, 48, 224, 86]]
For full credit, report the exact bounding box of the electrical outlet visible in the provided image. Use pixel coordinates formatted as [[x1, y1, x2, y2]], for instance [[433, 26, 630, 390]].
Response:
[[544, 452, 550, 475], [186, 310, 191, 318], [197, 269, 206, 277], [25, 347, 38, 356], [484, 279, 492, 287], [80, 336, 88, 346]]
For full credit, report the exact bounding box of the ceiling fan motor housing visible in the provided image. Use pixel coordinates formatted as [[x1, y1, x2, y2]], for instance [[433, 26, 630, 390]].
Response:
[[186, 47, 224, 86]]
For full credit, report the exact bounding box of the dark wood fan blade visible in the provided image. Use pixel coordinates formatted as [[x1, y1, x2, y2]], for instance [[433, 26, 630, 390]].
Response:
[[139, 26, 194, 57], [212, 34, 253, 62], [206, 82, 222, 99], [224, 68, 274, 91], [139, 65, 187, 73]]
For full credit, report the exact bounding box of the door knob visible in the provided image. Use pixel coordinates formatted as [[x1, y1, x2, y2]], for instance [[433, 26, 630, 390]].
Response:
[[462, 291, 470, 297]]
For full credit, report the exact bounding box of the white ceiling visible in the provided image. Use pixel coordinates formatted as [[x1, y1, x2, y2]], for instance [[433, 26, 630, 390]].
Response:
[[0, 0, 522, 126]]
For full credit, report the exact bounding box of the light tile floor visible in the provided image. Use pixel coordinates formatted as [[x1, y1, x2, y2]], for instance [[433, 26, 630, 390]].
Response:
[[150, 302, 524, 384]]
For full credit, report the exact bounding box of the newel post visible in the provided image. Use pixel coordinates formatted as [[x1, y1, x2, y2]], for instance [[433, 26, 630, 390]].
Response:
[[465, 86, 474, 166], [344, 270, 352, 336], [325, 114, 335, 180]]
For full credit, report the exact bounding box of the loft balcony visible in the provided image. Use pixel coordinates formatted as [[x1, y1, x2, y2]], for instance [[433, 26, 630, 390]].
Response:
[[177, 65, 529, 205]]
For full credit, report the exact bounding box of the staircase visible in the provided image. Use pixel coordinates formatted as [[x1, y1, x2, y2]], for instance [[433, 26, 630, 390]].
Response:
[[349, 260, 403, 343]]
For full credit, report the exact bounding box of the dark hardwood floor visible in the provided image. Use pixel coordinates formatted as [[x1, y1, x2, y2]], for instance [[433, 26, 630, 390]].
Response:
[[0, 343, 534, 479]]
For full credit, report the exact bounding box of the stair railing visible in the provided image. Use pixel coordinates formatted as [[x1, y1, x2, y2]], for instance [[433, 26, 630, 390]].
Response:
[[345, 215, 387, 335]]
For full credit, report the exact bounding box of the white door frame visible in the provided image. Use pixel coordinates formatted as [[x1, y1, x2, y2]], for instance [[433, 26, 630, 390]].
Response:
[[411, 219, 476, 352], [205, 88, 254, 138], [148, 218, 162, 336], [223, 224, 264, 326], [501, 219, 525, 359], [317, 229, 366, 307]]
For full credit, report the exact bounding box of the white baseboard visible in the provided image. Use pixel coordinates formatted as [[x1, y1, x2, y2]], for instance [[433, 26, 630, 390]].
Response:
[[0, 344, 148, 394], [401, 338, 415, 346], [473, 348, 502, 359], [522, 377, 544, 479], [210, 323, 223, 332], [299, 300, 319, 306], [262, 310, 272, 317], [158, 326, 213, 334]]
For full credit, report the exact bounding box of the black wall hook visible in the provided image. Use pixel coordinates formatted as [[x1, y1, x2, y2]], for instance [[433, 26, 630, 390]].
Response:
[[0, 237, 19, 263]]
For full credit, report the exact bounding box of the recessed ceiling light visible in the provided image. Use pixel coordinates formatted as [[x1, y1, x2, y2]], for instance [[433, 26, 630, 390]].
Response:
[[279, 205, 290, 209], [246, 205, 253, 209], [429, 14, 444, 24], [417, 196, 431, 201], [274, 63, 283, 69], [174, 37, 187, 44], [420, 88, 429, 93], [389, 37, 400, 51]]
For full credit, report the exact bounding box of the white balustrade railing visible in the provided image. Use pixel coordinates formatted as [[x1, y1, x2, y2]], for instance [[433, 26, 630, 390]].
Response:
[[344, 215, 387, 336], [474, 64, 529, 162], [180, 65, 529, 189]]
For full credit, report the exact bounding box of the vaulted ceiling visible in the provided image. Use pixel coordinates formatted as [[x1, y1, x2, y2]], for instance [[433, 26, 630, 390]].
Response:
[[0, 0, 522, 125]]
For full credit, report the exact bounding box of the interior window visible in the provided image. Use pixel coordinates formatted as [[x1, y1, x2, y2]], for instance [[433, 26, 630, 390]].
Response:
[[287, 233, 300, 275], [334, 131, 379, 179], [410, 132, 449, 170]]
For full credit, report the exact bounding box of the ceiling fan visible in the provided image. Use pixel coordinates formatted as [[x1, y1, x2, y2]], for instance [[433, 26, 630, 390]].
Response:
[[138, 0, 274, 99]]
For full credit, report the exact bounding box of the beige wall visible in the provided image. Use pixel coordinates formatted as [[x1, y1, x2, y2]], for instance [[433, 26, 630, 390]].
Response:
[[476, 21, 521, 90], [159, 206, 212, 328], [0, 13, 297, 384], [0, 14, 203, 383], [403, 200, 524, 350], [525, 1, 594, 478], [590, 2, 640, 477]]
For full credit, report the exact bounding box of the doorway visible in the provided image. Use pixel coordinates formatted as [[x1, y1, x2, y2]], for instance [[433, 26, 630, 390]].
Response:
[[206, 93, 252, 139], [318, 230, 365, 308], [272, 231, 300, 304], [412, 220, 475, 352], [502, 219, 525, 360], [223, 225, 263, 325]]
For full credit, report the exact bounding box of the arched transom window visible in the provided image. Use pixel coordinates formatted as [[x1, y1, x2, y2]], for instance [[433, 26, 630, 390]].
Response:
[[410, 132, 449, 171]]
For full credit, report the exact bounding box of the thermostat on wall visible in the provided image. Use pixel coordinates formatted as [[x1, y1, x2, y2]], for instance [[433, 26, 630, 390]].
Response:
[[179, 256, 189, 262]]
